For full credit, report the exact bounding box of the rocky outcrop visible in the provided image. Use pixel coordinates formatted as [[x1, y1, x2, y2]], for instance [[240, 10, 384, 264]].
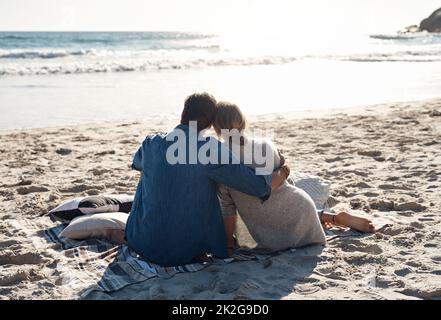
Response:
[[403, 25, 419, 33], [419, 7, 441, 33]]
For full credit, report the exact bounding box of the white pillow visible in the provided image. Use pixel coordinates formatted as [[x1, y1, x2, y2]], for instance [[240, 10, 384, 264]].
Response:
[[59, 212, 128, 242], [289, 171, 331, 210]]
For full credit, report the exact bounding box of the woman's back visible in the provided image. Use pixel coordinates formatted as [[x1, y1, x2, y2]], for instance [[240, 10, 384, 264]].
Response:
[[218, 138, 326, 250]]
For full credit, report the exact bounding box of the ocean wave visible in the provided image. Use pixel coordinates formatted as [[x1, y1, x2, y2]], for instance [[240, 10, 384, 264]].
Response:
[[331, 49, 441, 63], [0, 49, 99, 59], [340, 57, 441, 62], [370, 32, 441, 45], [0, 32, 215, 51], [0, 44, 221, 60], [370, 33, 430, 40], [0, 56, 297, 76], [0, 34, 28, 40], [0, 31, 213, 41]]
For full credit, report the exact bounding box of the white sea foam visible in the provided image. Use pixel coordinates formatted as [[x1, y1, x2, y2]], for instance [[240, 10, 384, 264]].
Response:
[[1, 31, 441, 77], [333, 49, 441, 63], [2, 48, 441, 76], [0, 49, 99, 59], [0, 55, 300, 76]]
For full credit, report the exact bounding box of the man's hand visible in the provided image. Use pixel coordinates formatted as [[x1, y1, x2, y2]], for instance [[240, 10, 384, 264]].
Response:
[[278, 149, 286, 167], [271, 165, 290, 191]]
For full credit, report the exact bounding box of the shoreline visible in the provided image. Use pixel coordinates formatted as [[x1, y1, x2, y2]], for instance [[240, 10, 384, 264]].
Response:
[[1, 96, 440, 135], [1, 97, 441, 299], [2, 56, 441, 132]]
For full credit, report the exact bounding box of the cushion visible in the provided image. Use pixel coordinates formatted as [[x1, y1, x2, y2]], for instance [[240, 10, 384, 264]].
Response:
[[59, 211, 128, 242], [49, 194, 134, 223], [288, 171, 333, 210]]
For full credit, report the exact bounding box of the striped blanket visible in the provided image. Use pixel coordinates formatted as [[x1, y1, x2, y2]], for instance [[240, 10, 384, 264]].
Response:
[[28, 173, 382, 299], [38, 223, 274, 299], [31, 217, 389, 299], [37, 224, 378, 299]]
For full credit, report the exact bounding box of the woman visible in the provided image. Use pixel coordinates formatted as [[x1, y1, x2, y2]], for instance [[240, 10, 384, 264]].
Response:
[[213, 102, 375, 252]]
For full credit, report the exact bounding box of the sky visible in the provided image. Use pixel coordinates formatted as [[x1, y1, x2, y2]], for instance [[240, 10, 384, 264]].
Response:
[[0, 0, 440, 35]]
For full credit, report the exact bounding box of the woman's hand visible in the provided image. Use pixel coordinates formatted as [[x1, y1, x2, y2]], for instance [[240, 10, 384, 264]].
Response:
[[271, 165, 290, 191]]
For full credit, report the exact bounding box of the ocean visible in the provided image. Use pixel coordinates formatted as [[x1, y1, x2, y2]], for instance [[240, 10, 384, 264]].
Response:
[[1, 31, 441, 130]]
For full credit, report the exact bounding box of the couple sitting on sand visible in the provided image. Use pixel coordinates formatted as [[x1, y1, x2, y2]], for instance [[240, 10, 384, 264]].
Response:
[[125, 93, 375, 267]]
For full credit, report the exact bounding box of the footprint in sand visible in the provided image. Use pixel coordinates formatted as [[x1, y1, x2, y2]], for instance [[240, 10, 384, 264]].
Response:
[[357, 150, 382, 157], [375, 277, 405, 289], [55, 148, 72, 156], [214, 272, 244, 294], [0, 239, 20, 249], [88, 168, 111, 176], [59, 184, 105, 193], [395, 202, 427, 212], [341, 241, 383, 255], [95, 150, 116, 156], [14, 179, 33, 187], [0, 221, 26, 238], [0, 270, 28, 287], [315, 267, 347, 280], [418, 217, 435, 222], [400, 287, 441, 300], [71, 135, 91, 142], [405, 259, 423, 268], [293, 283, 320, 295], [378, 184, 413, 191], [233, 279, 266, 299], [348, 182, 373, 189], [16, 186, 50, 195], [394, 267, 413, 277], [369, 199, 395, 211], [364, 192, 380, 197], [409, 221, 425, 229], [0, 250, 46, 266], [424, 243, 437, 248]]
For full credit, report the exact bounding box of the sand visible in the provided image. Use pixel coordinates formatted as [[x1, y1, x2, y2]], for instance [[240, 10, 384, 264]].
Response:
[[0, 98, 440, 300]]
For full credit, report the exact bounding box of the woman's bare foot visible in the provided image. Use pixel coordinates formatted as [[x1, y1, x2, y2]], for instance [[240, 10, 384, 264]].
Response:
[[334, 211, 375, 233]]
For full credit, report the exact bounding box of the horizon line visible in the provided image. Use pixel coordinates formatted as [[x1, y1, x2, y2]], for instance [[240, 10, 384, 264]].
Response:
[[0, 29, 212, 33]]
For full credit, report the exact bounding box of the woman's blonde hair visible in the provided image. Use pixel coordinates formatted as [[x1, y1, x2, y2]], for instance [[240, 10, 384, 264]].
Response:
[[213, 102, 247, 135]]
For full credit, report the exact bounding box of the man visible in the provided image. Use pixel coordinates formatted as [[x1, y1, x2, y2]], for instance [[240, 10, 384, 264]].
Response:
[[125, 93, 289, 267]]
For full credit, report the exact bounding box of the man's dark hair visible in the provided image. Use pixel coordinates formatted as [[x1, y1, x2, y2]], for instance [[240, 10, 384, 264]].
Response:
[[181, 93, 217, 131]]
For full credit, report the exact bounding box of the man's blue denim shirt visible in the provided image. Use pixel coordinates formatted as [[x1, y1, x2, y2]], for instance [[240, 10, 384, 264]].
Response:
[[125, 124, 272, 267]]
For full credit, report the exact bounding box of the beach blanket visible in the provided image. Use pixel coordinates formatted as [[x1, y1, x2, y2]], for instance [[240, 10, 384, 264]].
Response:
[[26, 217, 391, 299], [31, 222, 274, 298], [23, 172, 390, 298]]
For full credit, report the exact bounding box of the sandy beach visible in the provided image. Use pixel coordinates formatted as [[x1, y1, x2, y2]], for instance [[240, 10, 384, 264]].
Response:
[[1, 98, 440, 300]]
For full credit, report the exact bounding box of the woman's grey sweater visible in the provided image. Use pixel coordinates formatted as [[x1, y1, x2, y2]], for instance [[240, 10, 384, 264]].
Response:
[[218, 137, 326, 250]]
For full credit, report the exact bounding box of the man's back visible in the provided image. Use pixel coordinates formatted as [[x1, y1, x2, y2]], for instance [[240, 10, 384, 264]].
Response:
[[125, 124, 272, 267]]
